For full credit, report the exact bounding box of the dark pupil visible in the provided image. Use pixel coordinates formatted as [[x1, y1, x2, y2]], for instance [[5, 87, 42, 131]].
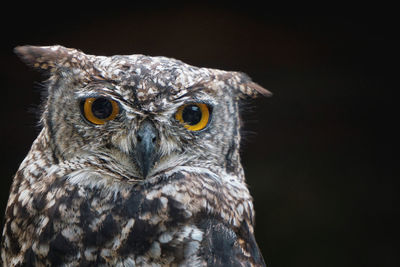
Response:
[[92, 98, 112, 119], [182, 105, 202, 125]]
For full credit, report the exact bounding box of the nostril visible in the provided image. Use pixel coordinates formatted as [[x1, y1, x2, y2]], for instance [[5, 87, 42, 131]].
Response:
[[137, 135, 142, 142]]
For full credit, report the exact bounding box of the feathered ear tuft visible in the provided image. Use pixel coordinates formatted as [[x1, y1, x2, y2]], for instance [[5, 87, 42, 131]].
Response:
[[239, 80, 272, 98], [235, 72, 272, 99], [14, 45, 88, 74]]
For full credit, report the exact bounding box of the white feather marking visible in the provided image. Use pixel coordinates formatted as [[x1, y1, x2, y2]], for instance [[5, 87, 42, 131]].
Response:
[[61, 225, 83, 242], [66, 169, 129, 200], [32, 241, 49, 257], [145, 190, 160, 200], [159, 196, 168, 209], [149, 241, 161, 258], [84, 247, 97, 261], [159, 232, 173, 243], [10, 221, 19, 234], [160, 184, 175, 196], [184, 240, 200, 258], [100, 248, 111, 258], [237, 203, 244, 217], [119, 257, 136, 267], [17, 189, 30, 206], [119, 218, 135, 243], [190, 228, 203, 242]]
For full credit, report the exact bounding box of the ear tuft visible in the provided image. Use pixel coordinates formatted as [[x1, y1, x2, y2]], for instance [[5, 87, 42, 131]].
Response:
[[235, 72, 272, 99], [239, 81, 272, 98], [14, 45, 86, 73]]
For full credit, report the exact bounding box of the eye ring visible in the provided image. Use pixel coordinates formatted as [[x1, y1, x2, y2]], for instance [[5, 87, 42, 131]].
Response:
[[175, 103, 210, 131], [82, 97, 119, 125]]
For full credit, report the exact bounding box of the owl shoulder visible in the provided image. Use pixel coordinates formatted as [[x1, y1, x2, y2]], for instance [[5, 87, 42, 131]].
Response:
[[197, 216, 265, 266]]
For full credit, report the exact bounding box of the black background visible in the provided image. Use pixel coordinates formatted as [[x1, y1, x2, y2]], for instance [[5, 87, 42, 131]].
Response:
[[0, 3, 397, 267]]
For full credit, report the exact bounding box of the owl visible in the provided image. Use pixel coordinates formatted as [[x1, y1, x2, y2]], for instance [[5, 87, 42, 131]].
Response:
[[1, 45, 271, 266]]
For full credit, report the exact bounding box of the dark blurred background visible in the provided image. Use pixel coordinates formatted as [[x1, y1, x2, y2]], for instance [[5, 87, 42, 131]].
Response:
[[0, 3, 397, 267]]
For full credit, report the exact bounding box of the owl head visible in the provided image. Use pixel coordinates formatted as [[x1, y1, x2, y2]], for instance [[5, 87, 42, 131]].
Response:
[[15, 45, 271, 182]]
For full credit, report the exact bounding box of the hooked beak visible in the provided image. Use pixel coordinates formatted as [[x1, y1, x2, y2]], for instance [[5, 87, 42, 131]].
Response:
[[134, 120, 159, 178]]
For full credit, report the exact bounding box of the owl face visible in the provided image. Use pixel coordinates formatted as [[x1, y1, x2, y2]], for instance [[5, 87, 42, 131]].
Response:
[[16, 46, 270, 181]]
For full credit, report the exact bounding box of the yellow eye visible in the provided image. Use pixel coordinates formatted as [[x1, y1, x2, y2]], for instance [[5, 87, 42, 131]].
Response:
[[82, 97, 119, 125], [175, 103, 210, 131]]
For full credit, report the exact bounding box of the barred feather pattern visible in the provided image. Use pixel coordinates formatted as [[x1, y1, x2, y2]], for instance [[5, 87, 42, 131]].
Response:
[[1, 45, 268, 266]]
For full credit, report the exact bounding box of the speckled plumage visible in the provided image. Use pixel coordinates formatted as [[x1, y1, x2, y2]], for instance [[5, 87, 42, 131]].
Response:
[[1, 45, 271, 266]]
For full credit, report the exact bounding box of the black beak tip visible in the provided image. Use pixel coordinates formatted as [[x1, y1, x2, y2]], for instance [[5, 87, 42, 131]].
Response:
[[141, 161, 151, 178]]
